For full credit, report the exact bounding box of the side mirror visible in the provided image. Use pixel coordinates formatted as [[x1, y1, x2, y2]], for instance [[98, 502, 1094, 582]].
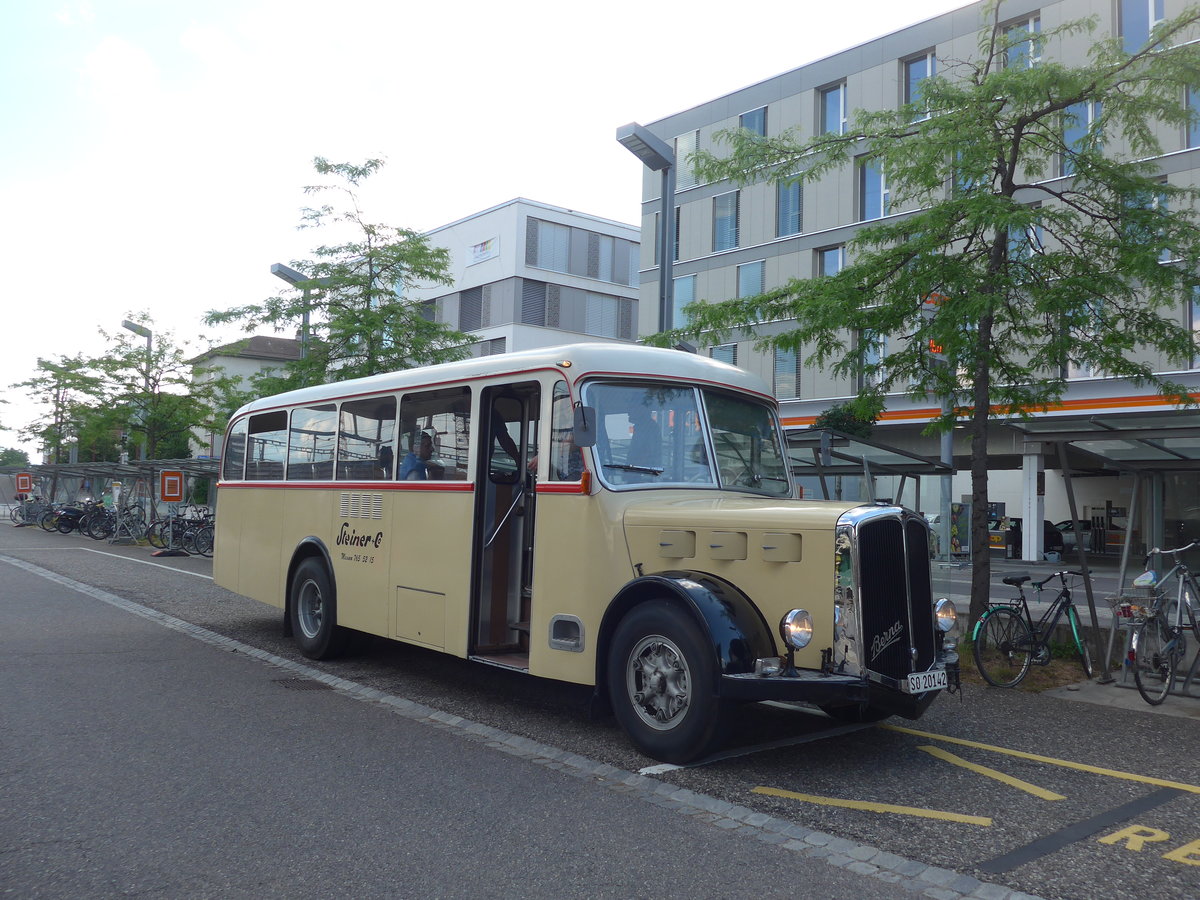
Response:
[[573, 405, 597, 448]]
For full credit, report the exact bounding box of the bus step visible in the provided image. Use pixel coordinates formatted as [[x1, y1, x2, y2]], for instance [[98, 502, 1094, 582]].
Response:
[[509, 620, 531, 634]]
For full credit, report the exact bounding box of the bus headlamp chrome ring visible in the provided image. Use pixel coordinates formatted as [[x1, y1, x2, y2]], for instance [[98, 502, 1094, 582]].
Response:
[[780, 608, 814, 650], [935, 598, 957, 633]]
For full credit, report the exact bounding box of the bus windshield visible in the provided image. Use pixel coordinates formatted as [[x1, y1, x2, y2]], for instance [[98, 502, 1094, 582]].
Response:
[[584, 381, 791, 497]]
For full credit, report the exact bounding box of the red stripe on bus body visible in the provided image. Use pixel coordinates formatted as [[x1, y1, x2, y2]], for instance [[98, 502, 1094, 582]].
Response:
[[217, 481, 474, 492], [536, 483, 587, 494]]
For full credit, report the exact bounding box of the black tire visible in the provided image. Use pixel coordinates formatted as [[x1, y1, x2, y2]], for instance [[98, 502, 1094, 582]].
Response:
[[973, 607, 1033, 688], [88, 514, 113, 540], [56, 516, 75, 534], [1132, 614, 1176, 705], [193, 525, 214, 558], [289, 558, 349, 660], [146, 521, 166, 549], [607, 600, 727, 764], [1066, 606, 1094, 679], [39, 510, 58, 532]]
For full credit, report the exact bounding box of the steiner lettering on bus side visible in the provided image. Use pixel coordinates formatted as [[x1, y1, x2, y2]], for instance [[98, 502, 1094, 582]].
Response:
[[337, 522, 384, 564]]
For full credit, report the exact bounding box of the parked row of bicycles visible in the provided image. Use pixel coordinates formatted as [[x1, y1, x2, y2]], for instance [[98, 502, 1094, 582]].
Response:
[[11, 496, 214, 558], [971, 543, 1200, 705]]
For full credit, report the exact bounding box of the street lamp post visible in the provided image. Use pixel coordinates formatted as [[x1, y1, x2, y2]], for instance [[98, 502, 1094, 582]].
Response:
[[121, 319, 152, 460], [271, 262, 329, 360], [616, 122, 676, 334]]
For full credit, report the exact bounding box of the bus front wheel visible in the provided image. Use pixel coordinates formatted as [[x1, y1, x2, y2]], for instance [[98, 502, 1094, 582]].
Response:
[[607, 600, 727, 764], [289, 558, 348, 660]]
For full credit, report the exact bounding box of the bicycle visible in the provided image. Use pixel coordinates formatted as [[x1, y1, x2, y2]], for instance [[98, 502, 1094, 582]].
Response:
[[972, 570, 1095, 688], [1129, 542, 1200, 705]]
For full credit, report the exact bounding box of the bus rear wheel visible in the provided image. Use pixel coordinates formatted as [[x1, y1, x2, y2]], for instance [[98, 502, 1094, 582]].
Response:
[[289, 558, 348, 660], [607, 600, 727, 764]]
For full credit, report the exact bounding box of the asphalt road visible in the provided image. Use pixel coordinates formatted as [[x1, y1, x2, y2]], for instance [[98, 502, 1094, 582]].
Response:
[[3, 522, 1199, 900]]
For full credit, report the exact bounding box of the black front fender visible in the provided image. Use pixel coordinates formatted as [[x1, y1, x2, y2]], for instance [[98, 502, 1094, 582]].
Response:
[[600, 572, 776, 688]]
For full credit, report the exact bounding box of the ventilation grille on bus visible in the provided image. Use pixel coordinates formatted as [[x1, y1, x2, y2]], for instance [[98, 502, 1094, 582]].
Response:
[[340, 492, 384, 520]]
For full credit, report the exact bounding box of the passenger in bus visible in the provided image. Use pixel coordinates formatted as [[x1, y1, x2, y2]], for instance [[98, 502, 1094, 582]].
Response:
[[378, 444, 394, 479], [400, 433, 434, 480]]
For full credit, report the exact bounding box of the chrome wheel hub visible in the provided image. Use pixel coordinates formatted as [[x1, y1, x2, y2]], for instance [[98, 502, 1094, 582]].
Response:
[[627, 635, 690, 731]]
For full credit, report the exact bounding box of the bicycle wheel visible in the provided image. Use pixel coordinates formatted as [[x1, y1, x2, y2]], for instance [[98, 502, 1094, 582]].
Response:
[[1132, 614, 1177, 705], [973, 607, 1034, 687], [39, 510, 58, 532], [146, 521, 166, 549], [193, 524, 214, 558], [1065, 606, 1095, 678]]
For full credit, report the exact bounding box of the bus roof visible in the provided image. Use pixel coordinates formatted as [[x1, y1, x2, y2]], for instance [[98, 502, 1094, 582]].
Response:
[[230, 342, 774, 417]]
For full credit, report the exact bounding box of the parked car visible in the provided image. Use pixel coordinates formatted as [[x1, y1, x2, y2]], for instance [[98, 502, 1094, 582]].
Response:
[[1004, 518, 1064, 555], [1054, 519, 1092, 551]]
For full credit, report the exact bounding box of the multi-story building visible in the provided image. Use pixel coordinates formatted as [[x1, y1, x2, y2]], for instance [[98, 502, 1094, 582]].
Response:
[[624, 0, 1200, 560], [408, 198, 640, 356]]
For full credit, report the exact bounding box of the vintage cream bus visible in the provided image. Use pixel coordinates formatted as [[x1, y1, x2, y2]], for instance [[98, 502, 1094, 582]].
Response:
[[214, 343, 958, 762]]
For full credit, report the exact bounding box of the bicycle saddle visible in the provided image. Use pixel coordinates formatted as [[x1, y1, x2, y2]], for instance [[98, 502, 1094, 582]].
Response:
[[1002, 574, 1031, 586]]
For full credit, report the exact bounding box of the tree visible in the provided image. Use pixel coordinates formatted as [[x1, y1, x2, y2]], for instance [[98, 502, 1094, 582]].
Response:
[[0, 447, 30, 467], [12, 356, 104, 464], [205, 157, 471, 390], [655, 3, 1200, 622], [86, 314, 233, 461], [813, 404, 876, 440]]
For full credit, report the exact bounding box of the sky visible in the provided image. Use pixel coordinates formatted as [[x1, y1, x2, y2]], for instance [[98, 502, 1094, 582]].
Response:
[[0, 0, 970, 457]]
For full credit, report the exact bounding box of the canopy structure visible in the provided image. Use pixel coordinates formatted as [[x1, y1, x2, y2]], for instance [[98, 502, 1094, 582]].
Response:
[[786, 427, 951, 510]]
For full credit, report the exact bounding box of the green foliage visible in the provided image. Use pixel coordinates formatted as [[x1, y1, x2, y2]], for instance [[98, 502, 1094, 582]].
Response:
[[11, 317, 235, 463], [813, 404, 876, 439], [652, 2, 1200, 619], [0, 447, 30, 466], [205, 157, 472, 389]]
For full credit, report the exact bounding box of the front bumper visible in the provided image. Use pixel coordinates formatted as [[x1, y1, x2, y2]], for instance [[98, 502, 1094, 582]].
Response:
[[720, 654, 958, 719]]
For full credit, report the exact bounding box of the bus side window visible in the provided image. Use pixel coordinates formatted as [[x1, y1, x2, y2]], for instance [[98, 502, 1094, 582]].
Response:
[[338, 395, 396, 480], [550, 380, 582, 481], [398, 387, 471, 481]]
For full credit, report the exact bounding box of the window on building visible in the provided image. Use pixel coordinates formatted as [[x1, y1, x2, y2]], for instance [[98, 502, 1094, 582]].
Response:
[[584, 293, 620, 338], [676, 130, 700, 190], [859, 159, 889, 221], [1187, 86, 1200, 149], [338, 395, 396, 480], [713, 191, 740, 251], [417, 300, 437, 322], [1004, 16, 1041, 68], [476, 337, 507, 356], [534, 219, 570, 272], [773, 346, 801, 399], [740, 106, 767, 136], [1121, 0, 1164, 53], [459, 286, 483, 331], [858, 329, 887, 388], [1123, 181, 1171, 262], [709, 343, 738, 366], [904, 51, 936, 120], [522, 280, 547, 326], [819, 82, 847, 135], [1191, 286, 1200, 368], [737, 260, 765, 298], [1060, 101, 1103, 176], [777, 179, 803, 237], [674, 206, 681, 261], [672, 274, 696, 329], [1065, 299, 1104, 378], [818, 245, 845, 277]]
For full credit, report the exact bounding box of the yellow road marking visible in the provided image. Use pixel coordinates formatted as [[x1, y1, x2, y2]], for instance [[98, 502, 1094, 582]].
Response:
[[917, 745, 1066, 801], [752, 786, 992, 825], [883, 724, 1200, 795]]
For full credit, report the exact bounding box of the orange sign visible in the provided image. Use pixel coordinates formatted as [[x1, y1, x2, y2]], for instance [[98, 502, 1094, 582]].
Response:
[[15, 472, 33, 494], [160, 470, 184, 503]]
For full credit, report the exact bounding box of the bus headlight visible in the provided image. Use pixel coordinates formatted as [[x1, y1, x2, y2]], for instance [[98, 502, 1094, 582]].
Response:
[[780, 609, 814, 650], [935, 598, 957, 633]]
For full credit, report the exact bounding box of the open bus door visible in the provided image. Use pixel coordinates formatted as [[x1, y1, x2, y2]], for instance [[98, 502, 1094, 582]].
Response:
[[471, 382, 540, 667]]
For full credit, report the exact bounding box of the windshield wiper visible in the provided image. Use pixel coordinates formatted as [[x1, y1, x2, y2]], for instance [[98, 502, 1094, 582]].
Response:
[[604, 463, 665, 475]]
